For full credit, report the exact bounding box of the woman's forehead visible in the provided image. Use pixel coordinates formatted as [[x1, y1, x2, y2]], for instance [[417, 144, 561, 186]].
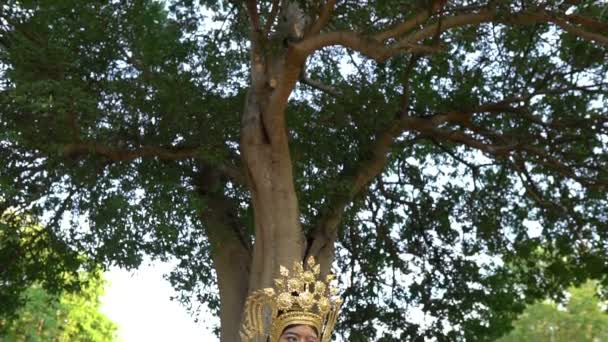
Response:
[[283, 324, 318, 336]]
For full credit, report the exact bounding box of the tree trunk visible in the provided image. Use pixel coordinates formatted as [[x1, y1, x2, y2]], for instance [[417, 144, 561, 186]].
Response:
[[240, 86, 305, 292], [213, 40, 328, 341], [197, 168, 251, 342], [205, 207, 251, 342], [203, 84, 309, 341]]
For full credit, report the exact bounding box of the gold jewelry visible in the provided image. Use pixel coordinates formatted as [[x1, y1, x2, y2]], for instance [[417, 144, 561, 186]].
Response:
[[240, 257, 342, 342]]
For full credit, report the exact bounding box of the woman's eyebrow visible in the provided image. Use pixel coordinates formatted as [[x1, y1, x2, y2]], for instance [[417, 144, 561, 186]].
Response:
[[284, 330, 318, 339]]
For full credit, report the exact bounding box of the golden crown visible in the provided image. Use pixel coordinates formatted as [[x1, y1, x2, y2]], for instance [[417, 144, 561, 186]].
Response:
[[240, 257, 342, 342]]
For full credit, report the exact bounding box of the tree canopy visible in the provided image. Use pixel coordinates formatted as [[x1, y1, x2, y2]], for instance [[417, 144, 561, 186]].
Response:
[[1, 0, 607, 340], [498, 281, 608, 342]]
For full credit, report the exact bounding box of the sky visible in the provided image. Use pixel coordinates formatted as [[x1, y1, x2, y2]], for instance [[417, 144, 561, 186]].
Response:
[[101, 261, 218, 342]]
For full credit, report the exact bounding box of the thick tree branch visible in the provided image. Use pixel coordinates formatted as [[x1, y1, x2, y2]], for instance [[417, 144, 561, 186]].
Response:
[[399, 9, 608, 48], [565, 13, 608, 32], [306, 121, 405, 261], [374, 0, 450, 42], [295, 31, 444, 63], [404, 117, 608, 191], [196, 168, 251, 254], [398, 9, 496, 46], [306, 53, 418, 264], [245, 0, 260, 32], [307, 0, 337, 37], [298, 8, 608, 64], [550, 14, 608, 46], [374, 11, 431, 41], [62, 142, 245, 185], [262, 48, 307, 144], [63, 142, 199, 161]]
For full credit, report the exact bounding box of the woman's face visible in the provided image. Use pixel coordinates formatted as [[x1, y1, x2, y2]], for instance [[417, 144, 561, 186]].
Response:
[[279, 324, 319, 342]]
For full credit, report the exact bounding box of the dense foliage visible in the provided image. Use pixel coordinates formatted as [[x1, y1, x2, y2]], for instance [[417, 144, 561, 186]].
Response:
[[0, 269, 119, 342], [1, 0, 607, 340]]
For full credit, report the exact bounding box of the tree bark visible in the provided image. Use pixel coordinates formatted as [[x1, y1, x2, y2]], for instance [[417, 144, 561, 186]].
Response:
[[197, 168, 251, 342], [240, 86, 305, 292], [223, 38, 311, 341]]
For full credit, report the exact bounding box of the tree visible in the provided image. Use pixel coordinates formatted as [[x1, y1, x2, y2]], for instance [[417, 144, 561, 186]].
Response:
[[498, 281, 608, 341], [0, 211, 93, 320], [0, 0, 606, 340], [0, 212, 118, 341], [0, 271, 119, 342]]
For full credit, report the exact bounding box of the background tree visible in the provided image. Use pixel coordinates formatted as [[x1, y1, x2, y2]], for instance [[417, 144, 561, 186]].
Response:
[[0, 0, 607, 340], [0, 270, 119, 342], [0, 211, 93, 320], [498, 281, 608, 342]]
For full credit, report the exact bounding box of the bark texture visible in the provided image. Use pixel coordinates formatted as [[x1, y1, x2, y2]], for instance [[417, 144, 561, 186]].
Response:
[[240, 58, 306, 292]]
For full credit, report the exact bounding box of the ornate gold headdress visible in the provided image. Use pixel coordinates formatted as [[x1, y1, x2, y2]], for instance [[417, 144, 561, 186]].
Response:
[[240, 257, 343, 342]]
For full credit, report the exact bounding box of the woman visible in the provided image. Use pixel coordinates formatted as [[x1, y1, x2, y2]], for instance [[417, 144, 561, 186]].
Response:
[[240, 257, 342, 342]]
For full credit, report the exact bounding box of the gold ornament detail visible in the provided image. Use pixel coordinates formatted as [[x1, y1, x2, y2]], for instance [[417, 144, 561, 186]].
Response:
[[240, 257, 343, 342]]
